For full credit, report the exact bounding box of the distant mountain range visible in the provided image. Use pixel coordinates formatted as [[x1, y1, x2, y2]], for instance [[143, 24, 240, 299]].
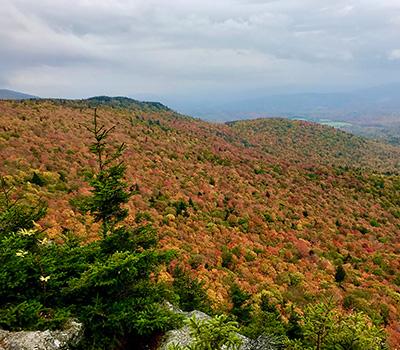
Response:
[[169, 84, 400, 145], [178, 83, 400, 123], [2, 87, 400, 144], [0, 89, 38, 100], [4, 84, 400, 123]]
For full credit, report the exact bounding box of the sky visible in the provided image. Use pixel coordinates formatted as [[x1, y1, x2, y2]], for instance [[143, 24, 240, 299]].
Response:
[[1, 0, 400, 105]]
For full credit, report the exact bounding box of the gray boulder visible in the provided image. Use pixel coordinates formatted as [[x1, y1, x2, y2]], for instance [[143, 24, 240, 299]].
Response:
[[0, 320, 83, 350]]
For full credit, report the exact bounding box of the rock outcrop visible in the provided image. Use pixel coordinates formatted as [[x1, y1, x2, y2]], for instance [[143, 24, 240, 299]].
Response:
[[0, 320, 83, 350]]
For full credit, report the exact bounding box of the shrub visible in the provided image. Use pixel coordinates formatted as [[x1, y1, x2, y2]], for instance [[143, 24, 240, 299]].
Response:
[[370, 218, 380, 227], [170, 314, 242, 350], [221, 245, 234, 269], [287, 300, 387, 350], [0, 176, 47, 236]]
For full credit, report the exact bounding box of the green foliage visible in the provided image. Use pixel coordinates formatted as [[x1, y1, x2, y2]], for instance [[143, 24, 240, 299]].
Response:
[[357, 226, 369, 235], [173, 199, 189, 217], [31, 172, 46, 186], [0, 176, 47, 236], [76, 110, 132, 236], [287, 300, 387, 350], [263, 212, 274, 223], [170, 314, 242, 350], [188, 254, 204, 269], [208, 176, 215, 186], [286, 309, 303, 340], [0, 225, 73, 331], [0, 300, 70, 331], [254, 167, 266, 175], [221, 245, 234, 269], [229, 284, 252, 325], [243, 294, 286, 339], [85, 96, 170, 111], [334, 265, 346, 283], [394, 274, 400, 286], [370, 218, 380, 227], [135, 211, 153, 223], [0, 197, 179, 349], [238, 217, 249, 233], [0, 113, 181, 349], [330, 312, 386, 349], [171, 267, 211, 313], [299, 300, 337, 349]]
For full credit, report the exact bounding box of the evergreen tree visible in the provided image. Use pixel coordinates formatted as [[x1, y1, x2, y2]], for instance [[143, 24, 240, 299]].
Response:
[[67, 110, 180, 348], [31, 172, 46, 187], [0, 111, 181, 350], [171, 266, 211, 313], [230, 284, 252, 325], [243, 294, 286, 339], [77, 109, 132, 237], [335, 265, 346, 283]]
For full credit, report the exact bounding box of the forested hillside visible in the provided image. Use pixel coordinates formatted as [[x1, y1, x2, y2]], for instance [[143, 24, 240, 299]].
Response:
[[0, 99, 399, 348]]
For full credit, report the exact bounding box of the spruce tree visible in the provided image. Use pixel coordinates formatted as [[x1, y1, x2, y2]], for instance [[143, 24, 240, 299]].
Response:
[[335, 264, 346, 283], [79, 109, 131, 237]]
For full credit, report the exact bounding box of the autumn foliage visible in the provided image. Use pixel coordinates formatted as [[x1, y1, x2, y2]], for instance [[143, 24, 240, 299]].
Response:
[[0, 98, 399, 347]]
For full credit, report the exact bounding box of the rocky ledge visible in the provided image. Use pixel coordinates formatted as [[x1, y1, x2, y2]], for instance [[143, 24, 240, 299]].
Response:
[[0, 320, 83, 350]]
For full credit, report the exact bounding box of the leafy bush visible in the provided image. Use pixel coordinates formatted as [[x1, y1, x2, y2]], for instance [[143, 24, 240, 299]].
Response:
[[170, 314, 242, 350], [287, 300, 387, 350], [0, 177, 47, 236]]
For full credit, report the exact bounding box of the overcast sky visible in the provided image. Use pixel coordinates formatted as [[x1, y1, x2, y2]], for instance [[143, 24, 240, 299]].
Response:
[[1, 0, 400, 103]]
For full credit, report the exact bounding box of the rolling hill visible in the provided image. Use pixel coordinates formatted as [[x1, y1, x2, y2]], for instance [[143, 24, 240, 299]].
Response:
[[0, 89, 38, 100], [0, 98, 399, 346], [176, 84, 400, 147], [227, 118, 400, 172]]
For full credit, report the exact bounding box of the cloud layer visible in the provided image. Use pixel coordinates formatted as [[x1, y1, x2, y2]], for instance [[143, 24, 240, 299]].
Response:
[[1, 0, 400, 100]]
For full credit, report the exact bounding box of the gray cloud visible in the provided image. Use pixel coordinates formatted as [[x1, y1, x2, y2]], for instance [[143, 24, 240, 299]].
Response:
[[0, 0, 400, 100]]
